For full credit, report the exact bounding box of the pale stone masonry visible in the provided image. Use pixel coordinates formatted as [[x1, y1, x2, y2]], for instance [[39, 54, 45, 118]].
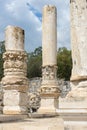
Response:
[[38, 5, 60, 113], [1, 26, 29, 114], [70, 0, 87, 111], [58, 1, 87, 129], [70, 0, 87, 80]]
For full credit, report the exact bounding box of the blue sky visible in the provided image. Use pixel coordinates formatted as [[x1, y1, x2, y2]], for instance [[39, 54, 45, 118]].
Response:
[[0, 0, 70, 52]]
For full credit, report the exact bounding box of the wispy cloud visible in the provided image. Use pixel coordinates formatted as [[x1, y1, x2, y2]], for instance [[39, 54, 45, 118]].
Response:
[[26, 2, 42, 21]]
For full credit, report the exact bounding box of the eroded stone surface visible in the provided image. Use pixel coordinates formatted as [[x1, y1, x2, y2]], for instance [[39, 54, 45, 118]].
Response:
[[71, 0, 87, 80], [5, 26, 24, 51]]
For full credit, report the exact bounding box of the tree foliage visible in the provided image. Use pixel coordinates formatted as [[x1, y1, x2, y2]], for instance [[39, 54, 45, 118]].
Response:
[[0, 41, 5, 80], [57, 47, 72, 80], [27, 47, 42, 78]]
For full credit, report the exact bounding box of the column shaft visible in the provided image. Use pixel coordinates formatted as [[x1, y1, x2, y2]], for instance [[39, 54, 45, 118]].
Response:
[[70, 0, 87, 81], [58, 0, 87, 114], [42, 5, 57, 66]]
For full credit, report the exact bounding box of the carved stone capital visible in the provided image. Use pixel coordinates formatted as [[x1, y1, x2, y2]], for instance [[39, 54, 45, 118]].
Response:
[[42, 65, 57, 80], [40, 65, 60, 97], [3, 51, 27, 61], [3, 51, 27, 75]]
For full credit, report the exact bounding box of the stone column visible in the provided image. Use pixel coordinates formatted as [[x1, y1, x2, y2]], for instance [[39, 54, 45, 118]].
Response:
[[70, 0, 87, 81], [1, 26, 29, 114], [58, 0, 87, 115], [38, 5, 60, 113], [70, 0, 87, 110]]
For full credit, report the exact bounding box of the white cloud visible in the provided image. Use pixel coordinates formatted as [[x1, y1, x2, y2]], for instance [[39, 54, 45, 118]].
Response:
[[0, 0, 70, 52]]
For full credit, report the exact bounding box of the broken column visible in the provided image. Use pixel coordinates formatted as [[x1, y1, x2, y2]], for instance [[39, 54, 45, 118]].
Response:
[[1, 26, 28, 114], [38, 5, 60, 113]]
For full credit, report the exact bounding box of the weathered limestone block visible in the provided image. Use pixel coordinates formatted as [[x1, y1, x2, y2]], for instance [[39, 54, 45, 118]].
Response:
[[3, 90, 28, 114], [3, 90, 27, 106]]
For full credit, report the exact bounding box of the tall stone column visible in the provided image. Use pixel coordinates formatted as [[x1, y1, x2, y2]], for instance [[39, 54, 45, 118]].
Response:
[[38, 5, 60, 113], [1, 26, 29, 114], [70, 0, 87, 81], [70, 0, 87, 105], [58, 0, 87, 115]]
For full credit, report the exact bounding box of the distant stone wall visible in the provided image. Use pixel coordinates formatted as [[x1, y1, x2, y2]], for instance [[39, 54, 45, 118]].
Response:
[[29, 77, 42, 93], [29, 77, 70, 97]]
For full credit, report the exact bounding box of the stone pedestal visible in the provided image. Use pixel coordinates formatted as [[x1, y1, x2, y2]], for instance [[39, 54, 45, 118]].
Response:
[[38, 5, 60, 113], [1, 26, 28, 114]]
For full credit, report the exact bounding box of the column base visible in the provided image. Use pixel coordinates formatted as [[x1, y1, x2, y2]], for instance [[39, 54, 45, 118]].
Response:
[[38, 97, 59, 114], [3, 90, 28, 115], [58, 80, 87, 115]]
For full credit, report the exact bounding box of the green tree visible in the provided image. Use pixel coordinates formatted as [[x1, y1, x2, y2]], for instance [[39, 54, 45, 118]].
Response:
[[57, 47, 72, 80], [27, 47, 42, 78], [0, 41, 5, 80]]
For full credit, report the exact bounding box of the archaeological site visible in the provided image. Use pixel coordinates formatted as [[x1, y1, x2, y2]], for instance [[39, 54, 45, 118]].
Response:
[[0, 0, 87, 130]]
